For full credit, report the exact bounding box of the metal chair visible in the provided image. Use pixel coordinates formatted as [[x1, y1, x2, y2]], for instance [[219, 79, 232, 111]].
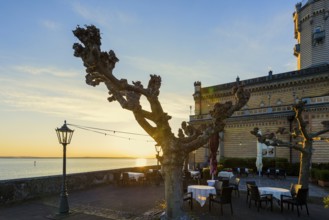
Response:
[[214, 179, 229, 196], [209, 186, 233, 215], [267, 168, 277, 179], [289, 183, 302, 197], [122, 172, 130, 185], [229, 178, 240, 197], [112, 172, 122, 185], [240, 168, 249, 177], [281, 188, 309, 216], [245, 181, 256, 203], [182, 179, 193, 209], [249, 185, 273, 212], [277, 169, 287, 179]]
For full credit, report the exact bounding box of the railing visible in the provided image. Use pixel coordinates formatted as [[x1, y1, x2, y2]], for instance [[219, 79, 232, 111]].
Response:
[[190, 95, 329, 121]]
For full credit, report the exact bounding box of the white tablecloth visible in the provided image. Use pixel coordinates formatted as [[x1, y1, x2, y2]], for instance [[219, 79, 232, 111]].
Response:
[[188, 185, 216, 207], [207, 180, 216, 186], [258, 187, 291, 200], [127, 172, 145, 181], [218, 171, 234, 179], [189, 170, 200, 178]]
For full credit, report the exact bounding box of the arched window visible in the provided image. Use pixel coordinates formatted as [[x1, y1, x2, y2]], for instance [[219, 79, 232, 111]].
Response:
[[313, 26, 325, 45]]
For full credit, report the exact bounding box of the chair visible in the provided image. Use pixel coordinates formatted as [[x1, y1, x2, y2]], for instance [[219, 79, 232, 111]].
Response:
[[232, 167, 239, 176], [142, 171, 152, 185], [249, 185, 273, 212], [213, 180, 223, 196], [209, 186, 233, 215], [214, 179, 229, 196], [122, 172, 130, 185], [267, 168, 277, 179], [182, 179, 193, 209], [277, 169, 286, 179], [183, 192, 193, 210], [289, 183, 302, 197], [281, 188, 309, 216], [240, 168, 249, 177], [229, 178, 240, 197], [112, 172, 122, 185], [221, 179, 229, 188], [245, 181, 256, 203], [122, 172, 138, 185]]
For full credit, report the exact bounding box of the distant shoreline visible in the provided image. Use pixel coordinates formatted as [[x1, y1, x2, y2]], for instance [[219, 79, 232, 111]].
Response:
[[0, 156, 154, 159]]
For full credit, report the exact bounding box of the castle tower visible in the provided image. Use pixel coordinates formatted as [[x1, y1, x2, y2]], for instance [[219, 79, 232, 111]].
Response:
[[193, 81, 202, 115], [293, 0, 329, 69]]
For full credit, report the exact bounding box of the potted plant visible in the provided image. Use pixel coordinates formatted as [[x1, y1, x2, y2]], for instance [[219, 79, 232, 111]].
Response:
[[324, 195, 329, 208], [318, 170, 329, 187]]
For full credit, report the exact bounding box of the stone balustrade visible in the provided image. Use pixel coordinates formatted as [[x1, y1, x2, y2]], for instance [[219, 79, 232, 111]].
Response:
[[0, 165, 158, 205]]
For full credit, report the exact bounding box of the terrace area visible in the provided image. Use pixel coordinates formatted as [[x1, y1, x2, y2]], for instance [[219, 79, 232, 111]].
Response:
[[1, 175, 328, 219]]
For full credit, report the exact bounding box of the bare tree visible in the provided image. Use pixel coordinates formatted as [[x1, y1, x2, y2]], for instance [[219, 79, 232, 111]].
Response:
[[73, 25, 250, 219], [250, 101, 329, 189]]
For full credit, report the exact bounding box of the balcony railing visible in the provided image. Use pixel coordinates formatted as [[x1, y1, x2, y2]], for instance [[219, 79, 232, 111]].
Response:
[[189, 95, 329, 122], [313, 30, 325, 44]]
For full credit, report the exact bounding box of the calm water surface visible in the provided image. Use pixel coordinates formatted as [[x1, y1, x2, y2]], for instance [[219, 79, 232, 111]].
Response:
[[0, 158, 157, 181]]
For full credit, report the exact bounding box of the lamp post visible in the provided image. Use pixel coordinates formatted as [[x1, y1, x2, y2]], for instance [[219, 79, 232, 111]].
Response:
[[55, 120, 74, 214], [154, 144, 162, 167]]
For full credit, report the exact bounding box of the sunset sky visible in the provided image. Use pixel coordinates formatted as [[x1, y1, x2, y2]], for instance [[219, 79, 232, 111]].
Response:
[[0, 0, 300, 158]]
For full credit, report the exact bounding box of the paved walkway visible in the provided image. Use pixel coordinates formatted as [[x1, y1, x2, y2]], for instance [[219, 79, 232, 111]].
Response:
[[0, 176, 328, 220]]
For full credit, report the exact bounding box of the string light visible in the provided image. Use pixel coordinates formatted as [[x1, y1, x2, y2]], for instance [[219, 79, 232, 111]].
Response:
[[67, 123, 155, 143]]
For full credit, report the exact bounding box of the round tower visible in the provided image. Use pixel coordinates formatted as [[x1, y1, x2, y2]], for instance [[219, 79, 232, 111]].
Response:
[[193, 81, 202, 115], [293, 0, 329, 69]]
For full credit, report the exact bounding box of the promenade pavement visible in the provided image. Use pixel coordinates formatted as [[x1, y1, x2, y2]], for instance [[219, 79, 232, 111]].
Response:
[[0, 176, 328, 220]]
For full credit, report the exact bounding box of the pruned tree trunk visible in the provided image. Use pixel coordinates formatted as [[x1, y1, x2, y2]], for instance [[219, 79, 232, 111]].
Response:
[[299, 141, 312, 189], [163, 164, 185, 218], [72, 25, 250, 219], [251, 101, 329, 190]]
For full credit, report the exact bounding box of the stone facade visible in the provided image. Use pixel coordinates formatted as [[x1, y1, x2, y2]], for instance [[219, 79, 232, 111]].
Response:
[[190, 65, 329, 167], [294, 0, 329, 69], [189, 66, 329, 167], [188, 1, 329, 168]]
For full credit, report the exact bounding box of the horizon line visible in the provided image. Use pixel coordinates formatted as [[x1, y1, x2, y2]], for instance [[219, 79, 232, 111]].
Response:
[[0, 156, 155, 159]]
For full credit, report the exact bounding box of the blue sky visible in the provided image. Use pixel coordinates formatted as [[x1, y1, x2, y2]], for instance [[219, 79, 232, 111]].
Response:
[[0, 0, 301, 157]]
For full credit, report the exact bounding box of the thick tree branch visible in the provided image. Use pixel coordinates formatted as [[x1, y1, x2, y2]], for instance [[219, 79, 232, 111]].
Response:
[[250, 127, 306, 153], [293, 101, 310, 140], [180, 84, 250, 153], [73, 25, 173, 144], [311, 128, 329, 138], [73, 24, 249, 155]]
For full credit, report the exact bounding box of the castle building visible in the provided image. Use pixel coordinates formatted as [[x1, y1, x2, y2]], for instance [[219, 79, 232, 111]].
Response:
[[189, 0, 329, 168], [294, 0, 329, 69]]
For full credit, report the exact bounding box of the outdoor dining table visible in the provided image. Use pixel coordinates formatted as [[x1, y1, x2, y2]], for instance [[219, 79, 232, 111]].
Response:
[[188, 185, 216, 207], [189, 170, 200, 178], [207, 180, 216, 186], [258, 187, 291, 201], [126, 172, 145, 181], [218, 171, 234, 179]]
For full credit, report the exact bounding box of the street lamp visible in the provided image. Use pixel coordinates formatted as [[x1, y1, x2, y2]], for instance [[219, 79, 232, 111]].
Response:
[[154, 144, 162, 167], [55, 120, 74, 214]]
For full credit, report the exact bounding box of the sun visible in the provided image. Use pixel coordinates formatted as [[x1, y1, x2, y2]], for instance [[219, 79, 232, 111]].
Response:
[[135, 158, 147, 167]]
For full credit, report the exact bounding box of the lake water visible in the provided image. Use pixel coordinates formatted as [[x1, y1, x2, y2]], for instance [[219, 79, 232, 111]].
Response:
[[0, 158, 157, 181]]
